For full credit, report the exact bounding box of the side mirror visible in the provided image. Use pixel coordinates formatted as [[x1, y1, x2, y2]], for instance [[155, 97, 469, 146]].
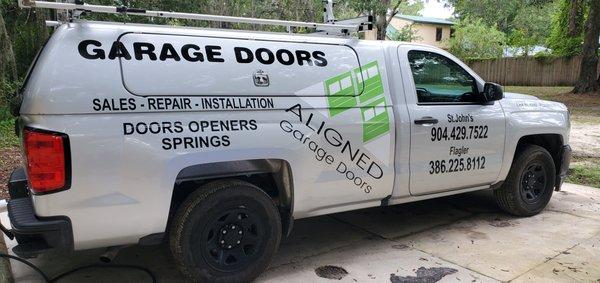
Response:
[[482, 82, 503, 102]]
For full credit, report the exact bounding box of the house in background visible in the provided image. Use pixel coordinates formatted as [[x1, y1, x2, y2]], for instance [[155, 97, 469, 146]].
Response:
[[365, 15, 454, 49]]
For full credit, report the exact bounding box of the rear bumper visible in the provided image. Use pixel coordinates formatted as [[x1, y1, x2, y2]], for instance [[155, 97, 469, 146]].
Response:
[[555, 145, 572, 191], [8, 167, 28, 199], [5, 167, 73, 258]]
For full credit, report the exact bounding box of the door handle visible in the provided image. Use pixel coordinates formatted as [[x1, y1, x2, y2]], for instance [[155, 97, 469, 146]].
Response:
[[414, 117, 439, 125]]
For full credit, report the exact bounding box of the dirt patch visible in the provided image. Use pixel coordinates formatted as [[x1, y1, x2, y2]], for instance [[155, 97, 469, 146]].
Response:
[[570, 122, 600, 158], [489, 221, 512, 228], [551, 92, 600, 108], [488, 217, 518, 228], [390, 267, 458, 283], [0, 147, 21, 199], [391, 244, 410, 250], [466, 231, 489, 240], [315, 265, 348, 280]]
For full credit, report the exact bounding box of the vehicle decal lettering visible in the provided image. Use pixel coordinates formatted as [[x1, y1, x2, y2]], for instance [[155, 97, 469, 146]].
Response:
[[280, 104, 383, 194], [78, 40, 328, 67], [91, 97, 275, 112], [122, 119, 259, 150]]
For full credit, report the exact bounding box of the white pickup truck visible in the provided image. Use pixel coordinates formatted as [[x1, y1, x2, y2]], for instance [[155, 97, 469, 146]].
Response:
[[5, 8, 571, 283]]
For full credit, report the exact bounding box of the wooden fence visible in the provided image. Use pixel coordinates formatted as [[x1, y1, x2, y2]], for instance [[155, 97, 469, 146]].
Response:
[[466, 56, 600, 86]]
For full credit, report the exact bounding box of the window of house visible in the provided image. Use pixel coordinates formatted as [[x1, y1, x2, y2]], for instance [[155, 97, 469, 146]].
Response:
[[435, 27, 443, 41]]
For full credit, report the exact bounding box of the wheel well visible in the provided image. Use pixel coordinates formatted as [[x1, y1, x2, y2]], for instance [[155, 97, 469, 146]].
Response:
[[516, 134, 563, 175], [167, 159, 294, 237]]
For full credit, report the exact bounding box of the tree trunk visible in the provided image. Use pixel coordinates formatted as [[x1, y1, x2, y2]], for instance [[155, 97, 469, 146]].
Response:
[[375, 13, 388, 40], [0, 6, 19, 115], [0, 7, 18, 82], [372, 0, 389, 40], [375, 0, 404, 40], [573, 0, 600, 93], [568, 0, 581, 36], [35, 9, 50, 42]]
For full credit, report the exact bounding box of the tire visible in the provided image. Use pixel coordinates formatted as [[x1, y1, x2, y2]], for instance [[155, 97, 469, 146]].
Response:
[[170, 180, 281, 283], [494, 144, 556, 216]]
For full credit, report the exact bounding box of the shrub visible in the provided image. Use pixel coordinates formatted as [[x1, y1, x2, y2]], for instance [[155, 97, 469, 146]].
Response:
[[447, 18, 506, 60]]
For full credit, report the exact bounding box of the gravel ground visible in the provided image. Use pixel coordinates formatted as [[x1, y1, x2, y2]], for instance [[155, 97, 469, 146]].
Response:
[[0, 147, 20, 200], [570, 122, 600, 158]]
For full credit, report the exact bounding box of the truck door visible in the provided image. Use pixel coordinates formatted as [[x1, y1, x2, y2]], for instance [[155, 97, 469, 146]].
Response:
[[398, 47, 506, 195]]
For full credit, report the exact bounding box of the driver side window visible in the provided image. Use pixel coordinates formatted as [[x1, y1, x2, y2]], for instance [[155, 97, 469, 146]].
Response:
[[408, 50, 479, 104]]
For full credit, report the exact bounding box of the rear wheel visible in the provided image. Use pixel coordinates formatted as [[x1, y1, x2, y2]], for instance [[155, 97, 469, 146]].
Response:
[[170, 180, 281, 283], [494, 144, 556, 216]]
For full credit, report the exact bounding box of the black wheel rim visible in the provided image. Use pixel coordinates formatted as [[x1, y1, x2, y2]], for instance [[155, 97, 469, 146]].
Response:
[[197, 207, 264, 272], [519, 162, 547, 204]]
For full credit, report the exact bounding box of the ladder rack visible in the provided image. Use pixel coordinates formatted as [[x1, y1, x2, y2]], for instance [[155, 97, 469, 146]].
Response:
[[18, 0, 372, 37]]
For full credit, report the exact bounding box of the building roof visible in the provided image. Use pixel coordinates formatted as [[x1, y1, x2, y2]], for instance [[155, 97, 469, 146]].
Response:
[[395, 15, 454, 26], [386, 25, 399, 39]]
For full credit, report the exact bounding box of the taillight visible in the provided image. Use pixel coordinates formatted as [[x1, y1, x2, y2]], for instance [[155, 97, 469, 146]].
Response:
[[23, 128, 70, 194]]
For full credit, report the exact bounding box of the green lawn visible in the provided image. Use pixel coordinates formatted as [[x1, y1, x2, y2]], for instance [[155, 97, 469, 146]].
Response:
[[504, 86, 573, 99], [567, 156, 600, 188], [567, 164, 600, 188]]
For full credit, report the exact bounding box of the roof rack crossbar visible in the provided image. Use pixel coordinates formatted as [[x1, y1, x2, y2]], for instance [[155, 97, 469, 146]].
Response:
[[19, 0, 371, 36]]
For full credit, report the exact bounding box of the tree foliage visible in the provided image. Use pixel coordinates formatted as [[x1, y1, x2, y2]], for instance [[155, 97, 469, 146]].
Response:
[[546, 0, 586, 56], [1, 1, 49, 77], [397, 0, 424, 16], [0, 5, 17, 119], [447, 18, 506, 60], [1, 0, 50, 114], [0, 5, 17, 83], [343, 0, 424, 40], [84, 0, 323, 31], [447, 0, 558, 55], [445, 0, 522, 33], [508, 2, 557, 55]]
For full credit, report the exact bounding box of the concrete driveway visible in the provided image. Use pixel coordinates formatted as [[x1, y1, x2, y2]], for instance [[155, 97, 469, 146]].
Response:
[[3, 183, 600, 282]]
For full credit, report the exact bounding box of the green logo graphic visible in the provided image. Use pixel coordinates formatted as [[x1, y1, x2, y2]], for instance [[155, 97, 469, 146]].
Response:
[[324, 61, 390, 143]]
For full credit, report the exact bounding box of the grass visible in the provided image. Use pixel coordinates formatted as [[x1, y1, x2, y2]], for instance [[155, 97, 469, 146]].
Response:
[[0, 119, 19, 149], [567, 166, 600, 188], [567, 157, 600, 188], [504, 86, 600, 124], [504, 86, 573, 99]]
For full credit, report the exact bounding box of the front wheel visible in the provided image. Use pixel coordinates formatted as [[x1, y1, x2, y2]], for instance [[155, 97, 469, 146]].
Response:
[[170, 180, 281, 283], [494, 144, 556, 216]]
